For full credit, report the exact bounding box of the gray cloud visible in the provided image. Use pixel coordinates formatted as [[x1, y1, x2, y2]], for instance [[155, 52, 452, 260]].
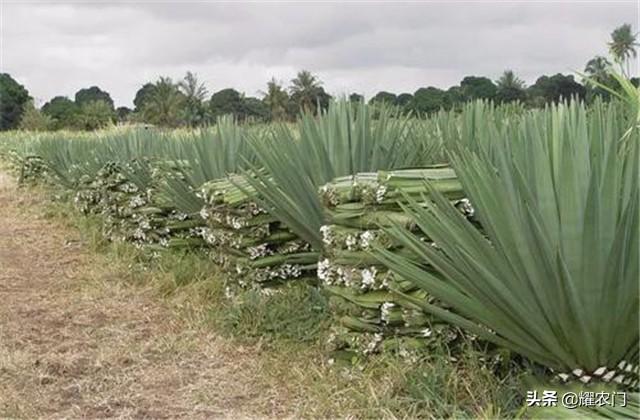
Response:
[[2, 1, 637, 107]]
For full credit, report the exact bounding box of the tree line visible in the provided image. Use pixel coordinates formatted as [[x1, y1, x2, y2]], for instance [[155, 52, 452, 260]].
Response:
[[1, 23, 637, 131]]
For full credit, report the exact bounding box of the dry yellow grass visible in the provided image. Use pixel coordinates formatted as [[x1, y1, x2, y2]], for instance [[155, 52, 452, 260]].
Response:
[[0, 172, 295, 419]]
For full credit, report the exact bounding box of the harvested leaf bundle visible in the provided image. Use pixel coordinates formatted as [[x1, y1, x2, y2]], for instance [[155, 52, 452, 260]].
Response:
[[199, 174, 318, 289], [74, 159, 206, 249], [318, 166, 471, 361]]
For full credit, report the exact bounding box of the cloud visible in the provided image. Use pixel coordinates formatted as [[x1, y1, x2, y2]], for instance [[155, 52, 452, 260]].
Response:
[[2, 1, 637, 107]]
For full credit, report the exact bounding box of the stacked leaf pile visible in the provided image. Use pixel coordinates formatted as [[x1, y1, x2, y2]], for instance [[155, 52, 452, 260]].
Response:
[[0, 142, 47, 184], [318, 166, 472, 361], [15, 154, 48, 184], [198, 174, 319, 289], [74, 159, 205, 249]]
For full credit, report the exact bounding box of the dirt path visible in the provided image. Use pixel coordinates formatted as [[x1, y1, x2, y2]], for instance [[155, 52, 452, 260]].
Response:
[[0, 173, 291, 419]]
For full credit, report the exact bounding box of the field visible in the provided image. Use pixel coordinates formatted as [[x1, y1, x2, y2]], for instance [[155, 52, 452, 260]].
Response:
[[0, 84, 638, 418]]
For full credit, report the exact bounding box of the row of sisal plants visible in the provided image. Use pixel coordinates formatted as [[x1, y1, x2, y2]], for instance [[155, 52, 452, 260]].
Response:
[[1, 84, 637, 417]]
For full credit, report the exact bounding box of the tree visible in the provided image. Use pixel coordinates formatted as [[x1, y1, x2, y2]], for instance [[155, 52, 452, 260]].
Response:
[[584, 56, 612, 82], [133, 83, 156, 112], [209, 88, 244, 119], [42, 96, 80, 129], [396, 93, 413, 107], [349, 93, 364, 103], [140, 77, 185, 127], [312, 88, 331, 114], [240, 97, 270, 121], [18, 101, 53, 131], [74, 86, 114, 109], [210, 88, 270, 122], [76, 100, 115, 130], [460, 76, 497, 101], [262, 78, 290, 121], [116, 106, 132, 123], [583, 56, 614, 100], [178, 72, 209, 127], [495, 70, 527, 103], [289, 70, 330, 114], [528, 74, 586, 105], [369, 91, 397, 105], [445, 86, 465, 111], [608, 23, 638, 76], [0, 73, 30, 130], [411, 87, 447, 115], [396, 93, 414, 114]]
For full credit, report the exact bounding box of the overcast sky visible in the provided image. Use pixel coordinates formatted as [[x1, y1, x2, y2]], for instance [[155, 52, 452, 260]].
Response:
[[1, 1, 638, 108]]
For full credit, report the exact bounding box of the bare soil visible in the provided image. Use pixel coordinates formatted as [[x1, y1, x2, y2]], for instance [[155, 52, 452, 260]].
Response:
[[0, 173, 292, 419]]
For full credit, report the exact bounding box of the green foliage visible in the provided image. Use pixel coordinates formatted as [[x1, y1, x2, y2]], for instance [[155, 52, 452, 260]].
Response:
[[396, 92, 413, 108], [133, 83, 156, 112], [375, 100, 639, 379], [396, 342, 525, 418], [76, 100, 115, 130], [37, 93, 114, 131], [583, 72, 639, 145], [244, 100, 436, 249], [528, 74, 586, 105], [289, 70, 331, 115], [141, 76, 185, 127], [262, 78, 290, 121], [155, 250, 220, 292], [74, 86, 114, 109], [369, 91, 397, 105], [159, 116, 257, 214], [349, 93, 364, 103], [210, 88, 269, 122], [444, 86, 465, 111], [460, 76, 498, 101], [608, 23, 638, 76], [41, 96, 80, 130], [584, 56, 613, 84], [496, 70, 527, 103], [584, 56, 615, 101], [116, 106, 132, 123], [0, 73, 31, 130], [209, 88, 243, 119], [411, 87, 447, 115], [241, 97, 270, 121], [219, 283, 329, 342], [18, 101, 53, 131], [178, 72, 209, 127]]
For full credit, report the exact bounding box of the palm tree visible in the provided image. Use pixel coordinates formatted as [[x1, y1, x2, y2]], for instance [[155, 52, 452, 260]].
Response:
[[497, 70, 525, 90], [178, 72, 209, 127], [290, 70, 323, 114], [583, 56, 615, 100], [179, 72, 208, 103], [142, 76, 185, 127], [584, 56, 612, 82], [495, 70, 526, 103], [608, 23, 638, 77], [262, 78, 289, 121]]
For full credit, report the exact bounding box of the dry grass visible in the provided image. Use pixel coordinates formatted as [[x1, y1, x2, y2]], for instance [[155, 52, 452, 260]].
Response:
[[0, 173, 295, 419]]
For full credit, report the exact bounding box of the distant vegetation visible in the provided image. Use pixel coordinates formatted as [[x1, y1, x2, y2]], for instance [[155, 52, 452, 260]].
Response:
[[0, 23, 637, 132]]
